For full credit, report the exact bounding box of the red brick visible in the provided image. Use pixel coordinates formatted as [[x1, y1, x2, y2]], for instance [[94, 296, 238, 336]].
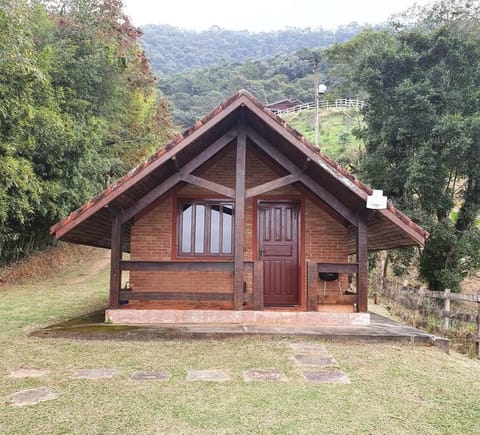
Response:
[[129, 145, 350, 306]]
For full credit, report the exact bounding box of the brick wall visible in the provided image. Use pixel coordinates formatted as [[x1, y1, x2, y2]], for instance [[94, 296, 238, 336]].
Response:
[[305, 197, 350, 296], [129, 144, 350, 308]]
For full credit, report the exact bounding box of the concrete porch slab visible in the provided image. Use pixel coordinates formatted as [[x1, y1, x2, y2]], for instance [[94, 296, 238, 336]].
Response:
[[105, 309, 371, 327], [30, 310, 450, 353]]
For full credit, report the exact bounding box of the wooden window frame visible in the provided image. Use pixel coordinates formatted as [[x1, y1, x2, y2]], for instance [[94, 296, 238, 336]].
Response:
[[177, 199, 235, 258]]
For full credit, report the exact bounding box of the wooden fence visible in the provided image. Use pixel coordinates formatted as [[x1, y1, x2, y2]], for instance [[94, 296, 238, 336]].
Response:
[[379, 277, 480, 355], [272, 98, 366, 115]]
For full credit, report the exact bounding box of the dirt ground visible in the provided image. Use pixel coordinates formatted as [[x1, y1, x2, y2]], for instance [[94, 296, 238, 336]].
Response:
[[0, 243, 109, 287]]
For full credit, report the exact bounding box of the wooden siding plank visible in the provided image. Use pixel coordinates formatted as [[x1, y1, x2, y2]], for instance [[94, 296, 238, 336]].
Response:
[[120, 291, 233, 302], [120, 261, 234, 272], [234, 116, 246, 310], [245, 174, 298, 198], [317, 263, 358, 274], [247, 128, 358, 226], [121, 128, 237, 224], [182, 174, 235, 198]]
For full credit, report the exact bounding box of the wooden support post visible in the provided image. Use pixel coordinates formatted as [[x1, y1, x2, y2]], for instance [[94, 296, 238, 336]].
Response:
[[109, 212, 122, 309], [443, 288, 451, 330], [234, 115, 246, 310], [356, 218, 368, 313], [307, 262, 318, 311], [253, 261, 264, 311], [476, 294, 480, 357]]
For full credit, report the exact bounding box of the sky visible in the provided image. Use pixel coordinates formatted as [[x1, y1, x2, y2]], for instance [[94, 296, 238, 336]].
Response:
[[123, 0, 434, 31]]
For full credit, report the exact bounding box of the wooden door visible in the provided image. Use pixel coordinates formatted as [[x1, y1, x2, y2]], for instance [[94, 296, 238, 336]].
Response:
[[258, 202, 299, 305]]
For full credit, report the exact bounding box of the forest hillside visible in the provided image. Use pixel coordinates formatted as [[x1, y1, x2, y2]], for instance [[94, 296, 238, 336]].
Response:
[[140, 23, 369, 76]]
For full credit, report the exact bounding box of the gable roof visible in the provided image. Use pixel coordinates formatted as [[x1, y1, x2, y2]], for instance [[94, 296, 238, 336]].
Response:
[[50, 90, 428, 252]]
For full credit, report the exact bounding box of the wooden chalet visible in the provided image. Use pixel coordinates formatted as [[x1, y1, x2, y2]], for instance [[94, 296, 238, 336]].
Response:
[[51, 90, 428, 325]]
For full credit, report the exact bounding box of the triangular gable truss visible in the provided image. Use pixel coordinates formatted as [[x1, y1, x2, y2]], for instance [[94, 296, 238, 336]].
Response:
[[51, 90, 428, 251]]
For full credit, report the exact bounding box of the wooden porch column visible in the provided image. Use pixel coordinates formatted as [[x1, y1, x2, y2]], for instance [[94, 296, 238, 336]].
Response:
[[356, 218, 368, 312], [109, 211, 122, 309], [234, 116, 246, 310]]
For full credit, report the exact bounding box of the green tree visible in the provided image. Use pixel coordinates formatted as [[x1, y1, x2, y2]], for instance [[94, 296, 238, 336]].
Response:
[[0, 0, 174, 263], [327, 1, 480, 290]]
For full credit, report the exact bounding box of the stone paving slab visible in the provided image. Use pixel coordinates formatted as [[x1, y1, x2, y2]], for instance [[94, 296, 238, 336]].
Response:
[[186, 369, 230, 382], [303, 370, 350, 384], [130, 371, 170, 381], [243, 369, 287, 382], [293, 355, 338, 368], [70, 368, 119, 379], [9, 368, 50, 378], [8, 387, 57, 406]]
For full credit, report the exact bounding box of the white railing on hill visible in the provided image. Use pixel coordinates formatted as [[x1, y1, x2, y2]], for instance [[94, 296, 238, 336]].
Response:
[[273, 98, 366, 115]]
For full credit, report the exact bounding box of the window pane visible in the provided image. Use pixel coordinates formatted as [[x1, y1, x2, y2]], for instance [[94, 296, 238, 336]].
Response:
[[222, 205, 233, 254], [210, 205, 220, 254], [181, 204, 192, 253], [194, 204, 205, 253]]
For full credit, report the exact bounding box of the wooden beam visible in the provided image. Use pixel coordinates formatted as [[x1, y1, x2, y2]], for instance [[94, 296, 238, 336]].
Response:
[[356, 217, 368, 312], [120, 260, 234, 272], [234, 116, 246, 310], [253, 261, 264, 310], [182, 174, 235, 198], [307, 261, 318, 311], [245, 174, 298, 198], [109, 212, 122, 309], [247, 128, 358, 226], [240, 96, 368, 201], [317, 263, 358, 274], [53, 97, 245, 240], [121, 128, 237, 223], [119, 291, 233, 302]]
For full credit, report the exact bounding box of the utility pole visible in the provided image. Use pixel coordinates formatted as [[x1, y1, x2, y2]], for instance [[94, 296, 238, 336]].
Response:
[[313, 56, 326, 150], [313, 60, 319, 149]]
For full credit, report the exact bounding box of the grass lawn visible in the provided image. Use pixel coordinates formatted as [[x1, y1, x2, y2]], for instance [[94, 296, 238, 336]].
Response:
[[283, 109, 364, 164], [1, 249, 480, 434]]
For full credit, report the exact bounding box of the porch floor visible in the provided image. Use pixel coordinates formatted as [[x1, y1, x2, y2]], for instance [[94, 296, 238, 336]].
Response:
[[31, 311, 449, 352]]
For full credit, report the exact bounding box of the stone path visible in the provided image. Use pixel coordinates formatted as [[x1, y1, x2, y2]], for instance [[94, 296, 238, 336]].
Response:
[[130, 371, 170, 381], [289, 342, 351, 384], [9, 368, 50, 378], [5, 342, 351, 406], [7, 387, 57, 407], [302, 370, 350, 384]]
